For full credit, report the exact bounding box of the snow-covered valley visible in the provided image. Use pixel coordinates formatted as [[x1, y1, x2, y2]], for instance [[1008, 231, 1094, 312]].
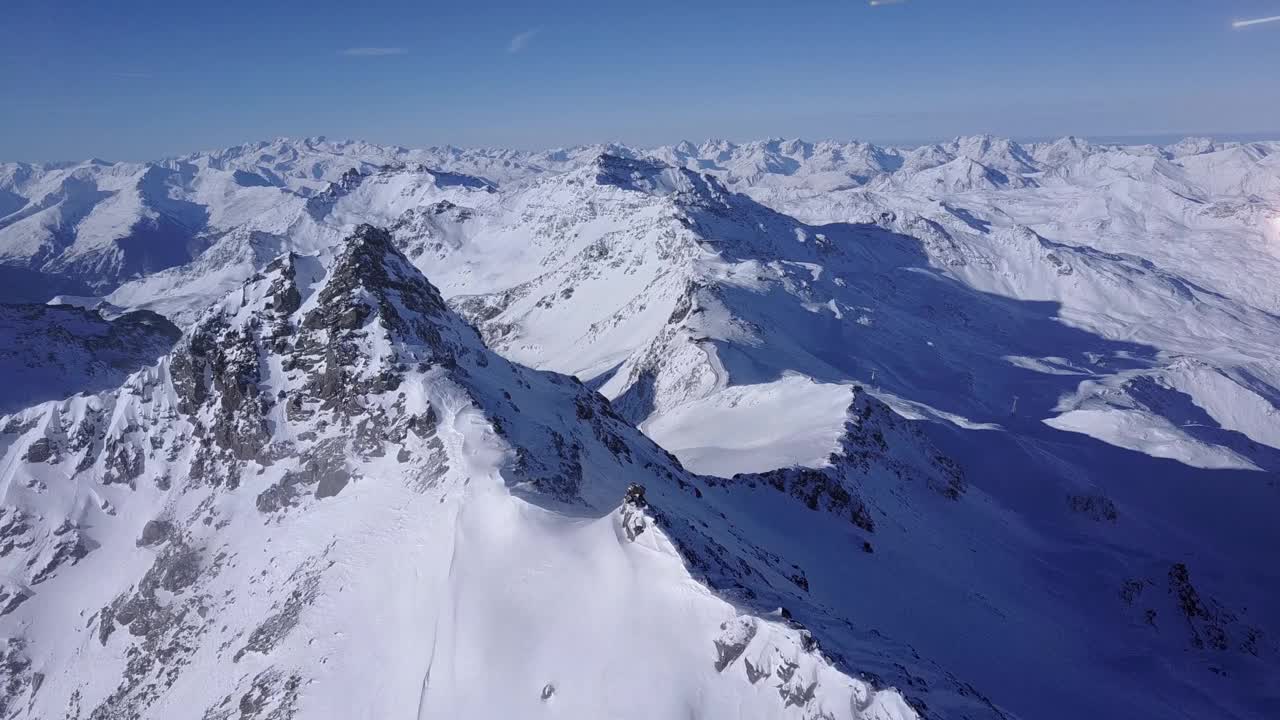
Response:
[[1, 135, 1278, 719]]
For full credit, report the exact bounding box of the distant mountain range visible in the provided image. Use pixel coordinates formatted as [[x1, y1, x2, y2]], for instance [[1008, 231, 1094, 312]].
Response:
[[4, 134, 1276, 297]]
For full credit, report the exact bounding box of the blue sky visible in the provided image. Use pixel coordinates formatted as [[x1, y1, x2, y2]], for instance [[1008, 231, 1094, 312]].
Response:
[[2, 0, 1279, 161]]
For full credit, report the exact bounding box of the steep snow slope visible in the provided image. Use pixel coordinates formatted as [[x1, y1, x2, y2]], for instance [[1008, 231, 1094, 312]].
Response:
[[0, 226, 982, 720], [756, 147, 1280, 474], [0, 303, 180, 413], [640, 375, 853, 476]]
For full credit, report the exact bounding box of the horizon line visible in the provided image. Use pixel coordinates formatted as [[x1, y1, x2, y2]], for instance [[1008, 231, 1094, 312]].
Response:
[[8, 129, 1280, 165]]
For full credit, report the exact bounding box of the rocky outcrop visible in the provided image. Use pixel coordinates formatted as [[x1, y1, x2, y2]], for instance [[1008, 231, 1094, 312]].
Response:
[[718, 387, 965, 536], [1119, 562, 1269, 660], [620, 483, 649, 541]]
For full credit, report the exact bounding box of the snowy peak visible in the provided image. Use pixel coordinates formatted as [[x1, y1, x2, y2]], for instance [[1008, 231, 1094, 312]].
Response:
[[590, 153, 730, 201], [949, 134, 1038, 173], [886, 156, 1029, 193], [0, 222, 943, 719], [592, 153, 674, 189], [164, 223, 483, 479], [1029, 135, 1098, 166], [306, 163, 493, 220], [297, 223, 458, 350]]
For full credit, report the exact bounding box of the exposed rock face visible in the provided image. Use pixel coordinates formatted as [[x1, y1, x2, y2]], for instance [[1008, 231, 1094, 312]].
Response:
[[0, 639, 40, 718], [0, 582, 30, 617], [714, 616, 758, 672], [620, 483, 649, 541], [838, 388, 966, 501], [1068, 494, 1119, 523], [1118, 562, 1268, 662], [30, 520, 90, 585], [136, 520, 174, 548], [719, 387, 965, 537], [20, 438, 53, 464]]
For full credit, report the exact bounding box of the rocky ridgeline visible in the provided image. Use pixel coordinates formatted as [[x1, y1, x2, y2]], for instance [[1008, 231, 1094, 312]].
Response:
[[160, 226, 462, 498], [0, 226, 498, 716], [717, 387, 965, 549]]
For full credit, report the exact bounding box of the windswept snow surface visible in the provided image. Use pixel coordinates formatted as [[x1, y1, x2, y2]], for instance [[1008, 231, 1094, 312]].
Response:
[[641, 376, 854, 477], [2, 136, 1280, 719]]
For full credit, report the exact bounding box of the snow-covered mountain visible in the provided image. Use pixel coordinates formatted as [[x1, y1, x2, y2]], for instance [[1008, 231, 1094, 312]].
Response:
[[2, 135, 1279, 719], [427, 153, 1280, 719], [0, 139, 497, 296], [0, 226, 983, 719]]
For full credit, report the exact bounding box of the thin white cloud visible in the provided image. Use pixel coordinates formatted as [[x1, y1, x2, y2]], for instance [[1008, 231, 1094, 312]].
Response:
[[340, 47, 408, 57], [508, 28, 540, 54], [1232, 15, 1280, 28], [869, 0, 907, 6]]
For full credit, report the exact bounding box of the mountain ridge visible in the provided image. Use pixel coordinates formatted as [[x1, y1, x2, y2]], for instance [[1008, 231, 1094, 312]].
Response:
[[1, 225, 1007, 719]]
